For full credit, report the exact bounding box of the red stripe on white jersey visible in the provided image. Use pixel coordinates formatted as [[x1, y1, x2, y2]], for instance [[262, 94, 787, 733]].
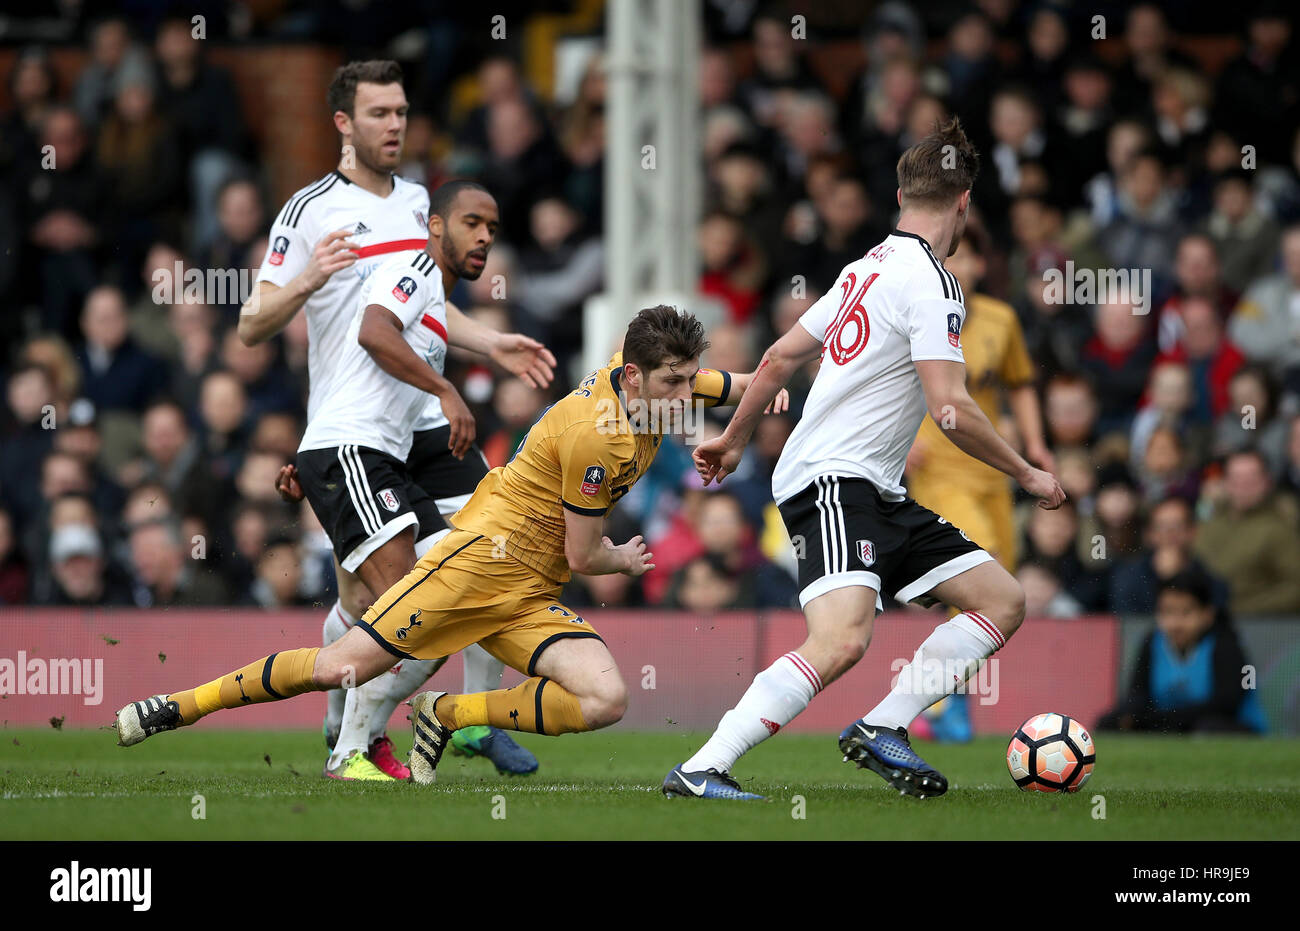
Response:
[[966, 611, 1004, 648], [421, 314, 448, 342], [784, 652, 823, 693], [350, 238, 428, 259]]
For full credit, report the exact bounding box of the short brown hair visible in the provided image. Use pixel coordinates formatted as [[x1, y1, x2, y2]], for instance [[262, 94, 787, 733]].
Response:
[[896, 116, 980, 209], [622, 305, 709, 372], [327, 60, 403, 118]]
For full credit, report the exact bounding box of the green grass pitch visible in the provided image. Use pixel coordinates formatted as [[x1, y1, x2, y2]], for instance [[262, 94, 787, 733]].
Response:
[[2, 727, 1298, 840]]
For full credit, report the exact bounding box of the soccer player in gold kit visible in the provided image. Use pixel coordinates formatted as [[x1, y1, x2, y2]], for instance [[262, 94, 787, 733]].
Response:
[[115, 306, 787, 783]]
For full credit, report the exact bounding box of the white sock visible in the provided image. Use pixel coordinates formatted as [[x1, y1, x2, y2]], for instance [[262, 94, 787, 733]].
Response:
[[863, 611, 1004, 731], [682, 651, 822, 774], [322, 601, 356, 742], [462, 642, 504, 694], [363, 656, 447, 747]]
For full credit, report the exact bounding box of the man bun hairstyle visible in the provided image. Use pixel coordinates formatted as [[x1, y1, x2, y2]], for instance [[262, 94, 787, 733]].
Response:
[[327, 60, 403, 118], [896, 115, 980, 209], [622, 305, 709, 373]]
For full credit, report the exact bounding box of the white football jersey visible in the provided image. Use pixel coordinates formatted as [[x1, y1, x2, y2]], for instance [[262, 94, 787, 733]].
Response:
[[771, 230, 967, 504], [256, 171, 432, 425], [298, 249, 448, 460]]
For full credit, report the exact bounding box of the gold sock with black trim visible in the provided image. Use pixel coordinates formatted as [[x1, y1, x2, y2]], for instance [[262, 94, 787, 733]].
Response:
[[171, 647, 321, 724], [438, 677, 588, 735]]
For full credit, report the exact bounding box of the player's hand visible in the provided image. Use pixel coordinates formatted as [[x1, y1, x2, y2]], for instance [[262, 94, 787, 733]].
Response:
[[1019, 466, 1066, 510], [607, 534, 655, 577], [275, 463, 304, 503], [490, 334, 557, 389], [764, 388, 790, 415], [438, 387, 476, 459], [692, 434, 745, 486], [301, 229, 359, 291]]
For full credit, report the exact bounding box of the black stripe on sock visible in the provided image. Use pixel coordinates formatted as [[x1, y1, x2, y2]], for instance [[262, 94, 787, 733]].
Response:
[[262, 653, 285, 700], [534, 677, 549, 736]]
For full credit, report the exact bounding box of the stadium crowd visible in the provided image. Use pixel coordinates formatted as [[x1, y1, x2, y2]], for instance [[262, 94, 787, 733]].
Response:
[[1, 2, 1300, 637]]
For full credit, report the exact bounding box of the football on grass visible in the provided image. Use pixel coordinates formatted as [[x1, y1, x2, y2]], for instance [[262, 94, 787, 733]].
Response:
[[1007, 712, 1096, 793]]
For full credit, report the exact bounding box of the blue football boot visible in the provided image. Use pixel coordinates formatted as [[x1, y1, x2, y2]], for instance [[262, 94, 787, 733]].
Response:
[[838, 720, 948, 798], [450, 725, 539, 775], [661, 765, 766, 800]]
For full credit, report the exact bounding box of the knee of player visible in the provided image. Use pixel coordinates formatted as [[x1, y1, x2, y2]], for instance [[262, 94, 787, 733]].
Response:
[[581, 680, 628, 729], [994, 583, 1027, 636], [836, 637, 869, 670]]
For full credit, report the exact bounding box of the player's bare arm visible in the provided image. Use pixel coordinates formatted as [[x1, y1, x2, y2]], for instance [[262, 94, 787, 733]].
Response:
[[357, 304, 475, 457], [723, 368, 791, 415], [695, 324, 823, 485], [238, 229, 359, 345], [915, 359, 1064, 509], [1007, 383, 1055, 473], [562, 508, 655, 576], [444, 301, 557, 390]]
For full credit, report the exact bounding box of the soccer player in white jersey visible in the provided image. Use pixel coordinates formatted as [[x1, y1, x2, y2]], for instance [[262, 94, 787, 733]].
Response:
[[240, 61, 549, 779], [664, 118, 1065, 800]]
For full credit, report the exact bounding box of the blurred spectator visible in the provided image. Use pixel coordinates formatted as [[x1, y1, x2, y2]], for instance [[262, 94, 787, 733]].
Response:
[[1201, 171, 1281, 294], [1096, 148, 1179, 291], [942, 10, 1005, 133], [1044, 374, 1099, 450], [514, 196, 603, 370], [1130, 361, 1198, 473], [1194, 449, 1300, 615], [564, 569, 644, 610], [1228, 224, 1300, 389], [218, 327, 301, 421], [1213, 365, 1288, 471], [153, 15, 250, 250], [1021, 498, 1107, 611], [1135, 425, 1201, 505], [1156, 233, 1237, 354], [1100, 569, 1266, 733], [1, 363, 57, 530], [476, 96, 566, 240], [1153, 296, 1244, 423], [1084, 118, 1152, 228], [196, 178, 266, 308], [127, 519, 227, 607], [480, 377, 545, 469], [37, 523, 131, 606], [1110, 495, 1228, 613], [698, 211, 766, 324], [1089, 463, 1145, 567], [1017, 559, 1081, 618], [1151, 68, 1211, 171], [1080, 295, 1158, 436], [666, 553, 749, 611], [196, 369, 249, 486], [1113, 4, 1199, 115], [1012, 7, 1071, 117], [76, 285, 168, 414], [2, 47, 59, 169], [1053, 54, 1113, 199], [1214, 3, 1300, 166], [95, 65, 184, 284], [737, 11, 823, 130], [22, 106, 102, 338], [73, 17, 152, 131], [245, 536, 309, 608]]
